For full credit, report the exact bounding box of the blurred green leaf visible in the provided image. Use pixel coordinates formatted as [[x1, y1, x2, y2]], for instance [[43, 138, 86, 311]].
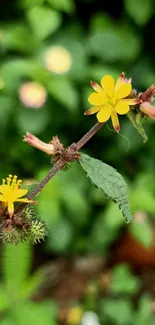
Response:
[[133, 295, 153, 325], [11, 301, 57, 325], [18, 0, 44, 8], [27, 5, 61, 40], [103, 202, 124, 229], [111, 264, 140, 294], [0, 287, 9, 311], [46, 0, 75, 13], [90, 12, 114, 31], [47, 76, 79, 111], [16, 107, 51, 134], [22, 268, 45, 299], [88, 28, 141, 62], [89, 64, 120, 82], [1, 24, 37, 52], [103, 298, 133, 324], [129, 218, 153, 248], [62, 187, 89, 226], [47, 217, 73, 252], [0, 96, 13, 129], [124, 0, 153, 25], [80, 154, 132, 222], [3, 243, 32, 294]]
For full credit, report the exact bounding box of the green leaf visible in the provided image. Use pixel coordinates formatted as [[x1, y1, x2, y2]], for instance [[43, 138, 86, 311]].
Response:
[[16, 107, 51, 135], [48, 76, 79, 111], [0, 286, 9, 311], [111, 264, 140, 294], [46, 0, 75, 13], [11, 301, 57, 325], [124, 0, 153, 25], [133, 295, 153, 324], [129, 219, 153, 248], [1, 24, 37, 52], [102, 298, 133, 324], [22, 268, 45, 299], [3, 243, 32, 295], [79, 154, 132, 222], [18, 0, 44, 8], [27, 6, 61, 40], [0, 97, 13, 129], [47, 217, 73, 252], [88, 28, 141, 62]]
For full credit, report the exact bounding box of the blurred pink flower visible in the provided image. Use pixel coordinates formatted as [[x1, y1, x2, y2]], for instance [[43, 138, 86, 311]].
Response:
[[19, 81, 47, 109]]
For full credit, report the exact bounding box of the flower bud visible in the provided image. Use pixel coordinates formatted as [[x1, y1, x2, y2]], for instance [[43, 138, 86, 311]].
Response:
[[23, 132, 56, 155], [140, 101, 155, 119]]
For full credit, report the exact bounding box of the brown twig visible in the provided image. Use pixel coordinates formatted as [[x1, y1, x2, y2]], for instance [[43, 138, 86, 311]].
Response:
[[15, 122, 104, 215]]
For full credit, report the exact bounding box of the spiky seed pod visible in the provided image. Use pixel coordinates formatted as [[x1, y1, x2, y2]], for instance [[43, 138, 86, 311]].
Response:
[[28, 219, 47, 244], [0, 227, 27, 244]]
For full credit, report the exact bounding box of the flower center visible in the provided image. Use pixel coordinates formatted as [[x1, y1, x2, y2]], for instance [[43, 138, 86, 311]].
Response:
[[107, 95, 117, 108]]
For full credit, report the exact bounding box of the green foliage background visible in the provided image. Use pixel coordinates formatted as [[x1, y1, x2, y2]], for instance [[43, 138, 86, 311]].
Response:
[[0, 0, 155, 324]]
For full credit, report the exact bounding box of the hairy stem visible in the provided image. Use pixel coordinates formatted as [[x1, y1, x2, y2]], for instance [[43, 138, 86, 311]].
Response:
[[15, 122, 104, 214]]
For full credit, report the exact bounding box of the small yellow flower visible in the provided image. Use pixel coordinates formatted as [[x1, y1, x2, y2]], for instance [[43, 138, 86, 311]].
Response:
[[67, 306, 83, 325], [85, 73, 141, 132], [0, 175, 36, 216]]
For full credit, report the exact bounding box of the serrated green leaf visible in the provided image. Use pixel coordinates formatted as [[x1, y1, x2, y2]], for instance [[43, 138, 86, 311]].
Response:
[[124, 0, 153, 25], [27, 6, 61, 40], [79, 153, 132, 222]]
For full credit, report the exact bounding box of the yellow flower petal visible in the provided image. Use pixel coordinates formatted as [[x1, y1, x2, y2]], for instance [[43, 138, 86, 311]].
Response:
[[90, 81, 102, 93], [0, 185, 12, 195], [115, 100, 130, 115], [120, 98, 141, 106], [115, 83, 132, 99], [0, 194, 7, 202], [16, 198, 36, 203], [88, 92, 106, 105], [8, 201, 14, 215], [84, 106, 101, 115], [101, 75, 115, 96], [97, 106, 111, 123], [13, 189, 28, 200], [114, 73, 125, 91], [111, 110, 120, 133]]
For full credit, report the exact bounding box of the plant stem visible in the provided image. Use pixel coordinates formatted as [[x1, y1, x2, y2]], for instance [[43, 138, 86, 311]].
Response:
[[15, 122, 104, 214], [76, 122, 104, 150]]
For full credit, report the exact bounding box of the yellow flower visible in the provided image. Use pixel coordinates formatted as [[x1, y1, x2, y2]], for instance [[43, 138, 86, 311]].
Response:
[[0, 175, 36, 216], [85, 73, 141, 132], [67, 306, 83, 325]]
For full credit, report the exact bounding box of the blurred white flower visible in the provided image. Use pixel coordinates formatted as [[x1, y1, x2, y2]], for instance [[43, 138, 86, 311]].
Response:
[[81, 311, 101, 325], [44, 46, 72, 74], [19, 81, 47, 109]]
